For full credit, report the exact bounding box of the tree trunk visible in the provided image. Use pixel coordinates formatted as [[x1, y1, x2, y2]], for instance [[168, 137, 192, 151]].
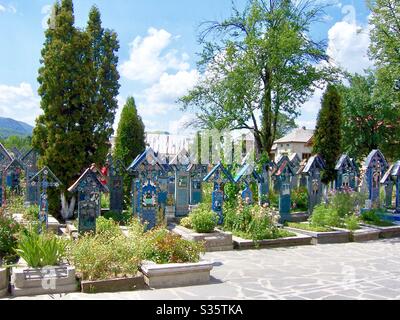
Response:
[[60, 192, 76, 220]]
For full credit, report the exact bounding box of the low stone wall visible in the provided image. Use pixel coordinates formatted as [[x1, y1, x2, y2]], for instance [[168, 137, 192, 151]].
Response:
[[0, 268, 8, 298], [232, 232, 313, 250], [11, 265, 77, 297], [361, 224, 400, 239], [285, 225, 350, 245], [170, 225, 233, 252], [334, 226, 380, 242], [140, 261, 213, 289], [80, 273, 146, 293]]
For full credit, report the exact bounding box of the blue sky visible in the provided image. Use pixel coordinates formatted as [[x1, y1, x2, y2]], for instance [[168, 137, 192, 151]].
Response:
[[0, 0, 374, 134]]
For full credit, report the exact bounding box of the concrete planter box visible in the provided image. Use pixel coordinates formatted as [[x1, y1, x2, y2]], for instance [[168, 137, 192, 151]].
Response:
[[65, 221, 78, 239], [286, 224, 350, 244], [334, 226, 380, 242], [170, 225, 233, 252], [11, 265, 78, 297], [140, 261, 213, 289], [80, 273, 146, 293], [232, 232, 312, 250], [0, 267, 8, 297], [361, 223, 400, 239]]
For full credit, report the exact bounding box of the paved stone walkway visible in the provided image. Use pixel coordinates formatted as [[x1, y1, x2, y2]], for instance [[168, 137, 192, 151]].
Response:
[[4, 238, 400, 300]]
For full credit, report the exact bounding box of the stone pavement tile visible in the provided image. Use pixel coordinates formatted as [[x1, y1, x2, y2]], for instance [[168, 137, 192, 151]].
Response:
[[365, 288, 400, 299], [373, 279, 400, 290], [297, 290, 335, 300], [324, 295, 357, 300]]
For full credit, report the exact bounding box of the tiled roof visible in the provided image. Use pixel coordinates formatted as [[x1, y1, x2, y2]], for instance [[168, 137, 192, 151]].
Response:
[[274, 128, 314, 144]]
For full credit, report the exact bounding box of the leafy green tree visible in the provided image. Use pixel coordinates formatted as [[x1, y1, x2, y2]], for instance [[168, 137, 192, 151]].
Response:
[[32, 0, 120, 219], [0, 136, 32, 152], [313, 84, 343, 184], [114, 97, 146, 167], [339, 71, 400, 161], [180, 0, 334, 156]]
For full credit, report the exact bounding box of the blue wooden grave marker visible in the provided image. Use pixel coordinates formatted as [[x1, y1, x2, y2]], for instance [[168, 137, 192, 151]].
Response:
[[5, 158, 25, 195], [68, 165, 108, 234], [271, 156, 296, 222], [170, 149, 191, 217], [30, 167, 62, 233], [289, 154, 301, 189], [187, 164, 208, 205], [203, 162, 235, 224], [128, 148, 166, 230], [22, 148, 40, 206], [106, 154, 126, 214], [234, 163, 264, 205], [335, 154, 359, 191], [381, 161, 400, 212], [300, 155, 326, 214], [364, 150, 388, 205], [0, 143, 12, 207]]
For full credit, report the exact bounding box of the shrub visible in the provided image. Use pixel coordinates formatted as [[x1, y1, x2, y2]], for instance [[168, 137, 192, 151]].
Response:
[[291, 187, 308, 211], [0, 212, 21, 264], [16, 229, 67, 268], [101, 194, 110, 209], [189, 204, 218, 233], [361, 209, 394, 227], [180, 217, 193, 229], [23, 205, 39, 223], [268, 190, 279, 208], [68, 233, 140, 281], [310, 205, 341, 228], [141, 228, 205, 264], [96, 217, 122, 236], [103, 210, 132, 225], [344, 215, 360, 231]]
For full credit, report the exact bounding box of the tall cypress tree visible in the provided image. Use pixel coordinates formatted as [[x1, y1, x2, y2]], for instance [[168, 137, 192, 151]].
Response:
[[114, 97, 146, 167], [313, 84, 343, 184], [33, 0, 120, 219]]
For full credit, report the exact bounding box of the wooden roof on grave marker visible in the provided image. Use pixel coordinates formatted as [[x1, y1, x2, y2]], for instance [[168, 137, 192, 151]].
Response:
[[11, 147, 23, 160], [21, 148, 39, 167], [29, 166, 62, 187], [233, 163, 262, 184], [169, 149, 190, 167], [203, 162, 235, 183], [0, 142, 12, 169], [4, 158, 25, 172], [127, 147, 165, 173], [68, 165, 109, 193], [302, 154, 326, 175], [289, 154, 301, 167], [335, 154, 358, 172], [381, 161, 400, 184], [364, 149, 388, 169], [271, 156, 297, 177]]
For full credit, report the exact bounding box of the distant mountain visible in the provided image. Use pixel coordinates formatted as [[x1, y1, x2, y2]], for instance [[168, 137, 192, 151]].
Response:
[[0, 117, 33, 138]]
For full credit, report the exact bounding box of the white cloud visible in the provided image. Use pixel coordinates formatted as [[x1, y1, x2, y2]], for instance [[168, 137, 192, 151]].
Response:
[[41, 4, 52, 29], [0, 3, 17, 14], [169, 113, 196, 135], [120, 28, 190, 83], [0, 4, 6, 12], [327, 20, 373, 74], [0, 83, 41, 125]]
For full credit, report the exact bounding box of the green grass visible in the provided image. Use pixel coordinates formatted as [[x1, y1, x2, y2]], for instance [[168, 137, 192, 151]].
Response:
[[362, 220, 395, 227], [287, 222, 333, 233], [232, 228, 296, 240]]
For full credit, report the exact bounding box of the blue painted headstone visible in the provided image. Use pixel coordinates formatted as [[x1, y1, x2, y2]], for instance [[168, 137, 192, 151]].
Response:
[[0, 143, 12, 207], [106, 154, 126, 214], [22, 149, 40, 206], [68, 165, 108, 234], [187, 164, 208, 205], [30, 166, 62, 233], [128, 148, 166, 230], [300, 155, 326, 214], [335, 154, 358, 191], [4, 158, 25, 195], [170, 149, 191, 217], [272, 156, 296, 222], [203, 162, 235, 224], [381, 161, 400, 213], [234, 162, 264, 205], [364, 150, 388, 205], [289, 154, 301, 189]]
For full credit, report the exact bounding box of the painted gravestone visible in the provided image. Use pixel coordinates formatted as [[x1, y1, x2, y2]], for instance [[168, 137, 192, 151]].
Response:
[[289, 154, 301, 189], [203, 162, 235, 224], [187, 164, 208, 205], [234, 163, 263, 205], [106, 154, 126, 214], [364, 150, 388, 205], [271, 156, 296, 222], [301, 155, 326, 214], [297, 159, 308, 188], [68, 165, 108, 234], [170, 149, 191, 217], [381, 161, 400, 212], [0, 143, 12, 207], [5, 158, 25, 196], [258, 162, 270, 206], [30, 167, 62, 233], [128, 148, 165, 230], [22, 149, 39, 206], [335, 154, 358, 191]]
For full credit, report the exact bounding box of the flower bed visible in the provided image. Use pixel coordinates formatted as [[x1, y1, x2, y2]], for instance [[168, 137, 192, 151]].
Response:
[[359, 209, 400, 239], [170, 224, 233, 252]]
